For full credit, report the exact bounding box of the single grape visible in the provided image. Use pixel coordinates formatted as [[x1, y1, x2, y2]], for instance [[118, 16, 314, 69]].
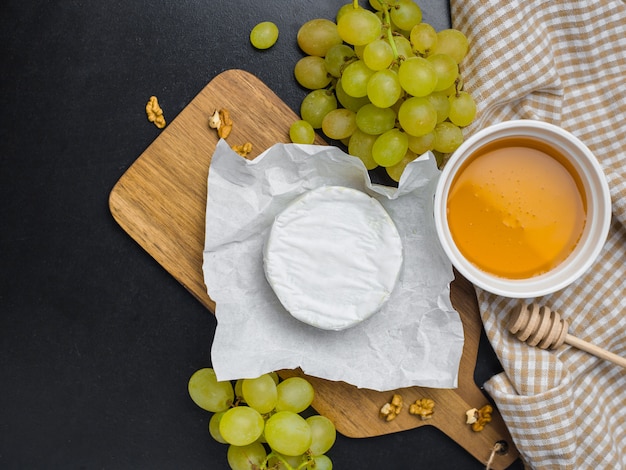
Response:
[[372, 128, 409, 167], [363, 39, 395, 71], [268, 372, 279, 384], [294, 55, 331, 90], [398, 96, 437, 136], [300, 89, 337, 129], [336, 3, 355, 22], [341, 59, 375, 98], [448, 91, 476, 127], [337, 8, 381, 46], [297, 18, 343, 57], [227, 443, 267, 470], [188, 368, 234, 413], [234, 379, 244, 401], [290, 120, 316, 144], [398, 57, 437, 97], [219, 406, 265, 446], [393, 35, 415, 59], [355, 103, 396, 135], [250, 21, 279, 50], [431, 29, 469, 64], [410, 22, 437, 55], [264, 411, 312, 457], [427, 91, 451, 123], [367, 69, 402, 108], [266, 452, 304, 469], [427, 53, 458, 92], [208, 411, 229, 444], [321, 108, 357, 140], [386, 149, 418, 182], [335, 78, 371, 112], [433, 121, 464, 153], [407, 131, 435, 154], [312, 455, 333, 470], [242, 374, 278, 414], [390, 0, 422, 31], [348, 128, 379, 170], [324, 44, 357, 78], [275, 377, 314, 414], [306, 415, 336, 456]]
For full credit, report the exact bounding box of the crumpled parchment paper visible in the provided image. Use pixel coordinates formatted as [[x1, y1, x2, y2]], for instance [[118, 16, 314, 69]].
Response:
[[202, 139, 464, 391]]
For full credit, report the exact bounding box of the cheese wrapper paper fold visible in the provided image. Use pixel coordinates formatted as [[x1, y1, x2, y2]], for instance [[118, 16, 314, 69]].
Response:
[[203, 139, 464, 391]]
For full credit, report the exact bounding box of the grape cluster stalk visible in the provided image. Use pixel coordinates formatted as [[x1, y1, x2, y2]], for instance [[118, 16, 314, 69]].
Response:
[[290, 0, 477, 182], [189, 368, 336, 470]]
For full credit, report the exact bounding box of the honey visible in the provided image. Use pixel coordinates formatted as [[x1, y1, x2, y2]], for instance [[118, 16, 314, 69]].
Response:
[[446, 137, 586, 279]]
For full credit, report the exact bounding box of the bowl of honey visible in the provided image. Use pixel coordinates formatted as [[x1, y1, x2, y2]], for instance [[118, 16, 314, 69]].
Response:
[[434, 120, 611, 298]]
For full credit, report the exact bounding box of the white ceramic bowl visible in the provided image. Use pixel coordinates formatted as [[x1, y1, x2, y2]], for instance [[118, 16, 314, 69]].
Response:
[[434, 120, 611, 298]]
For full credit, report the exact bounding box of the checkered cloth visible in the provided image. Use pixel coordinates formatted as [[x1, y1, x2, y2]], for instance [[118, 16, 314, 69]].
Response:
[[449, 1, 626, 468]]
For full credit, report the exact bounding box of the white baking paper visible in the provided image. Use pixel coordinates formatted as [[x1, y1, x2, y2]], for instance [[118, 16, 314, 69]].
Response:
[[203, 139, 464, 391]]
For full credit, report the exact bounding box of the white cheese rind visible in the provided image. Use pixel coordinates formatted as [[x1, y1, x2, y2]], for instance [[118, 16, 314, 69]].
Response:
[[263, 186, 403, 331]]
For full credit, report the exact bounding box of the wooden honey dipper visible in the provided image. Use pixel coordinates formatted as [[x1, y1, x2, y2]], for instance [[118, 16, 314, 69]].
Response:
[[508, 303, 626, 368]]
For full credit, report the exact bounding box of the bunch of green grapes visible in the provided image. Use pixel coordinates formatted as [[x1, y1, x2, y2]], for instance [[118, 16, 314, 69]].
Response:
[[188, 368, 336, 470], [289, 0, 476, 182]]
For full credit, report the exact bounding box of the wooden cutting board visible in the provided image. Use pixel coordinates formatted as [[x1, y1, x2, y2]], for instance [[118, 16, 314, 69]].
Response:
[[109, 69, 519, 469]]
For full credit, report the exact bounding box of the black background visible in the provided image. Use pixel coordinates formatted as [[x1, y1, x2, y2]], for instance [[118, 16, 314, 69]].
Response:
[[1, 0, 523, 468]]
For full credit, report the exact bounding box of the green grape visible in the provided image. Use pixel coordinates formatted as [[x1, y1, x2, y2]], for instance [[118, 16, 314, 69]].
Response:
[[363, 39, 395, 71], [336, 3, 355, 22], [355, 103, 396, 135], [410, 22, 437, 55], [312, 455, 333, 470], [264, 411, 312, 456], [353, 43, 366, 58], [306, 415, 336, 456], [234, 379, 244, 401], [431, 29, 469, 64], [427, 91, 450, 123], [266, 452, 304, 469], [367, 69, 402, 108], [227, 443, 267, 470], [321, 108, 357, 140], [372, 128, 409, 167], [335, 78, 370, 112], [390, 0, 422, 31], [398, 96, 437, 136], [275, 377, 315, 414], [324, 44, 357, 78], [219, 406, 265, 446], [433, 121, 464, 153], [188, 368, 234, 413], [337, 8, 381, 46], [294, 56, 331, 90], [398, 57, 437, 97], [341, 59, 375, 98], [268, 372, 279, 384], [289, 120, 316, 144], [249, 21, 279, 50], [407, 131, 435, 154], [348, 128, 379, 170], [386, 149, 418, 182], [393, 35, 415, 59], [427, 53, 458, 92], [209, 411, 229, 444], [448, 91, 476, 127], [297, 18, 343, 57], [300, 89, 337, 129], [242, 374, 278, 414]]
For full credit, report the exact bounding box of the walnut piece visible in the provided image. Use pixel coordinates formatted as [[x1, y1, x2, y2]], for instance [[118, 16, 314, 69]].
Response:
[[379, 394, 403, 422], [409, 398, 435, 420], [146, 96, 166, 129], [470, 404, 493, 432]]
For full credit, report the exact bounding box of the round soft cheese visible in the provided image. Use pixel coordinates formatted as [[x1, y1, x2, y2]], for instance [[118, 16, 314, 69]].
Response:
[[263, 185, 403, 331]]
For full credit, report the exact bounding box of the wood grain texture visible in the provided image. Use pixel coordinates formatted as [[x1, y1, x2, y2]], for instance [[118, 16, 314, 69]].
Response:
[[109, 69, 519, 469]]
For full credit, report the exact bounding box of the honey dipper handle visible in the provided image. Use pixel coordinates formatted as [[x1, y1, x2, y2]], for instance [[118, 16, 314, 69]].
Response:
[[565, 334, 626, 369]]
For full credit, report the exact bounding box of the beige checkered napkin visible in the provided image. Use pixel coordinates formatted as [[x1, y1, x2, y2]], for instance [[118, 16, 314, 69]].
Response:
[[449, 0, 626, 468]]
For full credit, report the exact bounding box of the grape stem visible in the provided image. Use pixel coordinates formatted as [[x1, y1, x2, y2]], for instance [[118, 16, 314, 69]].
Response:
[[260, 451, 315, 470], [352, 0, 359, 8], [380, 3, 400, 60]]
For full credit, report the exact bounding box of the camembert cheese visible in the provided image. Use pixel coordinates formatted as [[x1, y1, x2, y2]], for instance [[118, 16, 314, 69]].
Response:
[[263, 186, 403, 331]]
